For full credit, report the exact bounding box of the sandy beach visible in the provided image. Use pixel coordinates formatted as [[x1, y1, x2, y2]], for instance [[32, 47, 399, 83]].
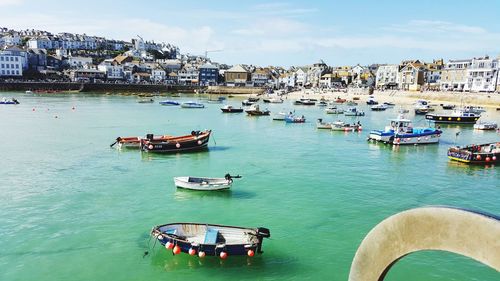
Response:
[[283, 88, 500, 109]]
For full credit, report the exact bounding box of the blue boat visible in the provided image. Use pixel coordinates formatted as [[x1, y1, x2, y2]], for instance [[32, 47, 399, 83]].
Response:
[[159, 100, 180, 106], [284, 114, 306, 123], [368, 114, 442, 145], [151, 222, 270, 259], [0, 98, 19, 105]]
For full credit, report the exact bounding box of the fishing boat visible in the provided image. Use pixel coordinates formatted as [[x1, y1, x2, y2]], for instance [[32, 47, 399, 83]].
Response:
[[242, 100, 256, 106], [141, 130, 211, 153], [138, 99, 154, 103], [447, 142, 499, 165], [181, 101, 205, 108], [316, 118, 333, 129], [366, 96, 378, 105], [220, 105, 243, 113], [150, 223, 271, 258], [414, 100, 430, 115], [273, 111, 288, 121], [344, 107, 365, 116], [285, 114, 306, 123], [317, 101, 328, 106], [326, 107, 344, 114], [248, 97, 260, 102], [0, 98, 19, 105], [331, 121, 362, 132], [245, 104, 270, 116], [173, 174, 241, 191], [371, 104, 388, 111], [473, 121, 498, 130], [368, 114, 442, 145], [159, 100, 180, 106], [425, 109, 480, 124], [111, 134, 174, 149], [463, 105, 486, 114]]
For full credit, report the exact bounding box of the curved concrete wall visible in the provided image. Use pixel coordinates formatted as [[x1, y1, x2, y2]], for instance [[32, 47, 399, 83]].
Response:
[[348, 206, 500, 281]]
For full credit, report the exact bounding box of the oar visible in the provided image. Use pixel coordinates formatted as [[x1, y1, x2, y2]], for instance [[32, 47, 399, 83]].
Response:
[[110, 137, 120, 148]]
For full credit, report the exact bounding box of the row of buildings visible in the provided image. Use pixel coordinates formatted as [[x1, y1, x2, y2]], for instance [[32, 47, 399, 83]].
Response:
[[375, 57, 500, 92]]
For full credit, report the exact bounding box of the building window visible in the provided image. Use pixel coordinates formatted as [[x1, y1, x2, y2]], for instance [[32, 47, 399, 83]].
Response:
[[15, 57, 18, 61], [0, 57, 3, 61]]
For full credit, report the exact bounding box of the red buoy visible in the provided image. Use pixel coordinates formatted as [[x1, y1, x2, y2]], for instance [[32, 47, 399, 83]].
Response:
[[198, 251, 206, 258], [173, 245, 181, 255], [188, 248, 196, 256], [476, 155, 482, 161], [219, 251, 228, 259], [485, 157, 491, 162], [165, 241, 174, 249], [247, 250, 255, 257]]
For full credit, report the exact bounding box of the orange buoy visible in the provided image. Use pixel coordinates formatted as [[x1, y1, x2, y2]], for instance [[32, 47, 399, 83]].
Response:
[[198, 251, 206, 258], [476, 155, 482, 161], [247, 250, 255, 257], [188, 248, 196, 256], [173, 245, 181, 255], [219, 251, 228, 259], [165, 241, 174, 249]]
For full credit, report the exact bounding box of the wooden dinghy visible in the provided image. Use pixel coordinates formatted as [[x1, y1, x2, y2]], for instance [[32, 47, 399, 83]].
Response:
[[150, 223, 271, 259], [141, 130, 211, 153], [174, 174, 241, 191]]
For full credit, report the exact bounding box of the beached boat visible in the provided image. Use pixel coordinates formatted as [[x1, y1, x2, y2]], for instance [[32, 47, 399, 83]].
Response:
[[441, 104, 455, 110], [263, 96, 283, 103], [473, 121, 498, 130], [368, 114, 442, 145], [383, 102, 395, 107], [344, 107, 365, 116], [463, 105, 486, 114], [25, 90, 33, 94], [294, 99, 315, 105], [0, 98, 19, 105], [141, 130, 211, 153], [414, 100, 430, 115], [245, 105, 270, 116], [331, 121, 362, 132], [326, 107, 344, 114], [220, 105, 243, 113], [173, 174, 241, 191], [150, 223, 271, 258], [345, 101, 358, 106], [248, 97, 260, 102], [366, 96, 378, 105], [316, 118, 333, 129], [159, 100, 180, 106], [371, 104, 388, 111], [138, 99, 154, 103], [447, 142, 499, 165], [425, 109, 480, 124], [181, 101, 205, 108], [285, 114, 306, 123], [317, 101, 328, 106]]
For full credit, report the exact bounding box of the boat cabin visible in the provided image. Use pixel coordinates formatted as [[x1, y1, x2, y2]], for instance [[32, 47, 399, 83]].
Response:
[[386, 118, 413, 133]]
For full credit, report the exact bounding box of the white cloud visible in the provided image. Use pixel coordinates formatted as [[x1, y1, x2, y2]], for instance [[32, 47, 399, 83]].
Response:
[[232, 18, 310, 36], [384, 20, 486, 34], [0, 0, 23, 6]]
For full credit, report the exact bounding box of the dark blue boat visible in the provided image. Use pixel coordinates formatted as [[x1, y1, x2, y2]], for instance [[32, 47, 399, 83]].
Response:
[[151, 223, 270, 258], [159, 100, 180, 106], [0, 98, 19, 105]]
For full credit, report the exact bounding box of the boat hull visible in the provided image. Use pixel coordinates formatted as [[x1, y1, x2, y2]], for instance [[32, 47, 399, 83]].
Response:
[[142, 130, 211, 153], [425, 114, 479, 124], [368, 130, 441, 145], [174, 177, 231, 191], [448, 143, 499, 165], [221, 108, 243, 113]]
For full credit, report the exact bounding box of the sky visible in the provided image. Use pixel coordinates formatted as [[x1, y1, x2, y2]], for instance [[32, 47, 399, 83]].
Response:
[[1, 0, 500, 67]]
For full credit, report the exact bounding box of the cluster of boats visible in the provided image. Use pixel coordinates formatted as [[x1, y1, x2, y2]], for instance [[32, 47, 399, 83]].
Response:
[[158, 100, 205, 108]]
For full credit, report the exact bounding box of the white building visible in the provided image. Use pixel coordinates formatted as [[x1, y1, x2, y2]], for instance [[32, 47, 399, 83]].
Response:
[[0, 33, 21, 47], [151, 68, 166, 82], [177, 67, 199, 85], [439, 59, 471, 91], [295, 68, 308, 87], [464, 56, 499, 92], [375, 65, 399, 89], [67, 56, 93, 68], [0, 48, 25, 77], [97, 59, 124, 80]]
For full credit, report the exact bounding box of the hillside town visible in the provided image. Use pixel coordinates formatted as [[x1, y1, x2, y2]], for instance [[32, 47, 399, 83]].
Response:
[[1, 27, 500, 93]]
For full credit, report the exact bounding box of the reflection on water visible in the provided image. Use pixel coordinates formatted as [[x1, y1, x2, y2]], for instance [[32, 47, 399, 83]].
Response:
[[174, 189, 256, 201]]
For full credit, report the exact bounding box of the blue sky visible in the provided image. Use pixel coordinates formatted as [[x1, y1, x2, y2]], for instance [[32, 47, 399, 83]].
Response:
[[1, 0, 500, 66]]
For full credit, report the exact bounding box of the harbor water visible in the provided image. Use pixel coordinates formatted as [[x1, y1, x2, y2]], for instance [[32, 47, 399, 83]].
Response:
[[0, 92, 498, 281]]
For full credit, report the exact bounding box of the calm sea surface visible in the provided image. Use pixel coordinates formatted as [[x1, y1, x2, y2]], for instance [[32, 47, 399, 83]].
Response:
[[0, 92, 498, 281]]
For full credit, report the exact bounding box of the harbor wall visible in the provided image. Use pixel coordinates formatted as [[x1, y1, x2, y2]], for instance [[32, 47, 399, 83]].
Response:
[[0, 82, 200, 93], [206, 86, 266, 95]]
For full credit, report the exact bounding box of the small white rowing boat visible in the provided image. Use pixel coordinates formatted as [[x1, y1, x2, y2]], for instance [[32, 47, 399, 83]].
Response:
[[173, 174, 241, 191]]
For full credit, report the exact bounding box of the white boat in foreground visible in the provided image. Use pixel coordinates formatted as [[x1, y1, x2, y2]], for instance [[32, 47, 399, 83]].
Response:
[[174, 174, 241, 191], [473, 121, 498, 130]]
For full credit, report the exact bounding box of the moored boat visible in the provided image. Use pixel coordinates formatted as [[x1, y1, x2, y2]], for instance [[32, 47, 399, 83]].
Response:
[[0, 98, 19, 105], [331, 121, 362, 132], [273, 111, 288, 120], [138, 99, 154, 103], [447, 142, 499, 165], [368, 114, 442, 145], [242, 100, 256, 106], [221, 105, 243, 113], [441, 104, 455, 110], [141, 130, 211, 153], [181, 101, 205, 108], [284, 114, 306, 123], [316, 118, 332, 129], [473, 121, 498, 130], [371, 104, 388, 111], [463, 105, 486, 114], [150, 223, 271, 258], [159, 100, 180, 106], [245, 104, 270, 116], [414, 100, 430, 115], [248, 97, 260, 102], [326, 106, 344, 114], [174, 174, 241, 191], [344, 107, 365, 116], [366, 96, 378, 105], [425, 109, 480, 124], [111, 134, 174, 149]]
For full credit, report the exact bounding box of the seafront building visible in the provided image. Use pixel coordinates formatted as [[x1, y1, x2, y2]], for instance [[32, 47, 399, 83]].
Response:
[[464, 56, 499, 92], [375, 64, 399, 89], [439, 59, 472, 91], [398, 61, 425, 91]]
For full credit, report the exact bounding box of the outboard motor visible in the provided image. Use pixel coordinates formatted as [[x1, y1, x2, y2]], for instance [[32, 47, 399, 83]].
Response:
[[146, 134, 154, 141], [257, 227, 271, 238]]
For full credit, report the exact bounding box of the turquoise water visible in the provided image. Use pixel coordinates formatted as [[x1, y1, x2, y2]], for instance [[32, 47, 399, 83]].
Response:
[[0, 92, 498, 281]]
